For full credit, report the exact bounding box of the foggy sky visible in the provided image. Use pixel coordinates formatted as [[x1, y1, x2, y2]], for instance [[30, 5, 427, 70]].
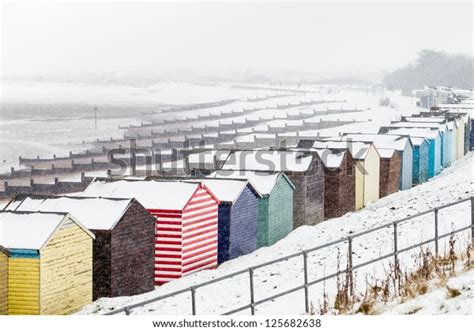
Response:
[[1, 1, 473, 78]]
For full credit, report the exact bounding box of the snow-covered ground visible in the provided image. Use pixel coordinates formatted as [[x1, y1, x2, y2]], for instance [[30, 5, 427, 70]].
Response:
[[78, 152, 474, 316], [376, 267, 474, 315]]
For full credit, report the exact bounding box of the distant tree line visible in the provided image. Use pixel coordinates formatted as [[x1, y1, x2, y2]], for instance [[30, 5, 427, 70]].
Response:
[[383, 50, 474, 91]]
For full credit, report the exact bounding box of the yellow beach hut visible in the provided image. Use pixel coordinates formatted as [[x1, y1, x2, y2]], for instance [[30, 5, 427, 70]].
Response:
[[0, 211, 95, 315]]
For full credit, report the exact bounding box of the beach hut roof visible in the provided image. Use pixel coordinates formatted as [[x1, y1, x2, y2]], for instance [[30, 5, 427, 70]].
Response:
[[83, 179, 213, 210], [385, 127, 441, 139], [389, 122, 446, 131], [209, 170, 294, 196], [311, 140, 374, 160], [404, 116, 446, 123], [184, 178, 257, 203], [410, 137, 428, 146], [341, 133, 410, 151], [0, 211, 93, 250], [222, 150, 314, 172], [311, 148, 346, 168], [377, 148, 397, 158], [5, 196, 134, 231]]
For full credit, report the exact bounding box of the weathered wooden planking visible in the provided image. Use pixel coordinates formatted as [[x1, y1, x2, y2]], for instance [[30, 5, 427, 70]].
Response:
[[40, 219, 93, 315], [0, 251, 8, 315], [8, 257, 40, 315]]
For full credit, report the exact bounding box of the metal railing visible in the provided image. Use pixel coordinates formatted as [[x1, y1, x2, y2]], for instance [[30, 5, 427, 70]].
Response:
[[106, 196, 474, 315]]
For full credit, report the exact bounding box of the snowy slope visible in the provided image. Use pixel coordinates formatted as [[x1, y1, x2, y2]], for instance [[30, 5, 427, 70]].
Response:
[[376, 268, 474, 315], [79, 152, 473, 315]]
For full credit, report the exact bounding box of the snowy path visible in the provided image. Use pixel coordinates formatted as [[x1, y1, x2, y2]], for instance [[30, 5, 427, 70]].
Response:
[[79, 153, 473, 315]]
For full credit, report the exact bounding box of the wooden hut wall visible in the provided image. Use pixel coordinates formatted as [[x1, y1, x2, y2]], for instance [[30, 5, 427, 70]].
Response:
[[92, 231, 111, 299], [450, 125, 458, 163], [227, 185, 258, 261], [362, 147, 380, 206], [151, 185, 219, 285], [109, 199, 155, 298], [440, 130, 450, 167], [379, 151, 402, 198], [323, 152, 355, 219], [469, 119, 474, 151], [7, 249, 40, 315], [257, 197, 270, 248], [443, 127, 454, 167], [456, 119, 465, 159], [400, 142, 413, 190], [217, 203, 232, 263], [464, 119, 470, 154], [39, 218, 93, 315], [412, 141, 429, 185], [149, 208, 184, 285], [180, 186, 218, 277], [0, 248, 8, 315], [267, 175, 294, 245], [354, 160, 365, 210], [286, 158, 324, 228], [425, 135, 441, 178]]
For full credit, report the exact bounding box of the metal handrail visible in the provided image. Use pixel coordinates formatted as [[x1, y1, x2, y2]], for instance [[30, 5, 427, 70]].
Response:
[[105, 196, 473, 315]]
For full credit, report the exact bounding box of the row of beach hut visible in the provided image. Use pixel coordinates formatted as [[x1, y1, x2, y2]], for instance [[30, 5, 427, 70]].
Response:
[[0, 109, 470, 315]]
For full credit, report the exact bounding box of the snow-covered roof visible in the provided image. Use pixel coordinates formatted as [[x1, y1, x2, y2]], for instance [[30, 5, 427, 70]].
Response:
[[342, 134, 410, 151], [377, 148, 396, 158], [404, 117, 446, 123], [185, 179, 252, 203], [341, 133, 410, 151], [410, 137, 428, 146], [82, 180, 203, 210], [386, 127, 440, 140], [312, 149, 345, 168], [5, 196, 133, 231], [0, 211, 66, 250], [311, 141, 373, 160], [222, 150, 314, 172], [208, 170, 294, 196], [390, 122, 445, 131]]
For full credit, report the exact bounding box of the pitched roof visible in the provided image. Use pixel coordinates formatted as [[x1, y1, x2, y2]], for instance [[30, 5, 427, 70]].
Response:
[[222, 150, 314, 172], [209, 170, 294, 196], [311, 140, 374, 160], [377, 148, 397, 158], [82, 179, 204, 210], [0, 211, 65, 250], [389, 122, 446, 131], [385, 127, 441, 140], [184, 178, 254, 203], [5, 196, 134, 231], [311, 148, 346, 168], [341, 133, 410, 151], [404, 116, 446, 123]]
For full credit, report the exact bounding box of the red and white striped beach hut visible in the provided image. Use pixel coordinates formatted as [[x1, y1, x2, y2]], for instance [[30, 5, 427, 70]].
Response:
[[82, 179, 220, 285]]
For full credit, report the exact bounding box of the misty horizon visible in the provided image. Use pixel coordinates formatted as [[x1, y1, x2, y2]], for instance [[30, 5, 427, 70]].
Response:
[[1, 2, 473, 82]]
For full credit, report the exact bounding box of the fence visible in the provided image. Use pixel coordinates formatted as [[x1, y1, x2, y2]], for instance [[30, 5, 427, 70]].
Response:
[[106, 196, 474, 315]]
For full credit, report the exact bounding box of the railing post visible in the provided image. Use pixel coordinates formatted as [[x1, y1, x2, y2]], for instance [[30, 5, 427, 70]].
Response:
[[191, 287, 196, 315], [124, 307, 131, 315], [434, 208, 439, 256], [249, 268, 255, 315], [347, 236, 353, 296], [303, 251, 309, 313]]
